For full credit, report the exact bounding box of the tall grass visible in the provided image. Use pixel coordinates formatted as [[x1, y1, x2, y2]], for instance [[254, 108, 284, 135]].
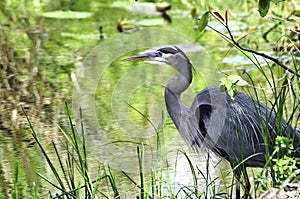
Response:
[[204, 9, 300, 197], [226, 33, 300, 197], [21, 101, 212, 198], [12, 162, 19, 199], [22, 103, 121, 198]]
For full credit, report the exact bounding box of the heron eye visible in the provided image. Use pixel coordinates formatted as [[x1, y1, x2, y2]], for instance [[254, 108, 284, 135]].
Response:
[[156, 51, 162, 57]]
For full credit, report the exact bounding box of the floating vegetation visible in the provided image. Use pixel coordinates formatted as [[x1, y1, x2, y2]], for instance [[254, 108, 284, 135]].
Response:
[[39, 11, 93, 19]]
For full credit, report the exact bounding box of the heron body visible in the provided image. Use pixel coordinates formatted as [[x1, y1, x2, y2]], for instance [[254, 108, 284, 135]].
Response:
[[127, 46, 300, 198], [182, 86, 297, 167]]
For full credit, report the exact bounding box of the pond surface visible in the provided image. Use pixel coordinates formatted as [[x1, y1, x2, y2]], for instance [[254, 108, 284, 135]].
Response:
[[0, 0, 299, 198]]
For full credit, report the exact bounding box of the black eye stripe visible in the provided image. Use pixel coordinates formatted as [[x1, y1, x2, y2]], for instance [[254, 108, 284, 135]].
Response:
[[158, 46, 178, 54]]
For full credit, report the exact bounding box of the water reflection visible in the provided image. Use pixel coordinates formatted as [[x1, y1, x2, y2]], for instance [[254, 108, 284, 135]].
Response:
[[2, 0, 298, 197], [69, 23, 230, 197], [105, 143, 232, 198]]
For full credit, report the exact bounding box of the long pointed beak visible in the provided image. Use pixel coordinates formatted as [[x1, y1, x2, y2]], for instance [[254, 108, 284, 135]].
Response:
[[125, 51, 158, 62]]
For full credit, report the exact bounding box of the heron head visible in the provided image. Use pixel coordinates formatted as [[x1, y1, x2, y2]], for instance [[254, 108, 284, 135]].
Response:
[[125, 46, 184, 65]]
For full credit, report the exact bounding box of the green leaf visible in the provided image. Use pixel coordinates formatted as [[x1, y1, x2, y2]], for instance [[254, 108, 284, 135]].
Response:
[[227, 75, 249, 86], [191, 7, 198, 19], [198, 11, 209, 32], [220, 75, 248, 99], [228, 88, 236, 99], [258, 0, 270, 17]]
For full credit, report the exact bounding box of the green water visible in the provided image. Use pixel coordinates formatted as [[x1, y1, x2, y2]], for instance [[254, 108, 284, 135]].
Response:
[[0, 0, 299, 198]]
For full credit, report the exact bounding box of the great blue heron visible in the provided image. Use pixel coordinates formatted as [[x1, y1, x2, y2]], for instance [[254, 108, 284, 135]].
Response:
[[126, 46, 300, 198]]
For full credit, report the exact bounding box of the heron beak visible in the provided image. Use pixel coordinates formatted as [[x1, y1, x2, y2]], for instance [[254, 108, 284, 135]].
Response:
[[125, 52, 157, 62]]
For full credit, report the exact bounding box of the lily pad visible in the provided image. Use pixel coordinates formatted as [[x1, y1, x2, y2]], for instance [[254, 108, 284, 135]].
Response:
[[61, 32, 99, 40], [39, 11, 93, 19], [112, 1, 163, 16], [136, 18, 166, 26], [222, 53, 272, 66]]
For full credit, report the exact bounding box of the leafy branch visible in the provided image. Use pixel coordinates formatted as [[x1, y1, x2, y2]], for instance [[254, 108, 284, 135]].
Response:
[[198, 10, 300, 78]]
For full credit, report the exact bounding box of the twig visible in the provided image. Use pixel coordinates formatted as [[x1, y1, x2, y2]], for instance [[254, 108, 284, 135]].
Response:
[[208, 12, 300, 78], [225, 24, 300, 78]]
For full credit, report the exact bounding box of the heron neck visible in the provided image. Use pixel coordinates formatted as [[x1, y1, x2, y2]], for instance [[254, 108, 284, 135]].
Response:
[[164, 67, 192, 129], [166, 66, 192, 95]]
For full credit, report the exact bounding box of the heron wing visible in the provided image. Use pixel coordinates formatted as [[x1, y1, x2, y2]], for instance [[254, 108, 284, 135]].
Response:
[[191, 86, 299, 167], [191, 87, 268, 167]]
